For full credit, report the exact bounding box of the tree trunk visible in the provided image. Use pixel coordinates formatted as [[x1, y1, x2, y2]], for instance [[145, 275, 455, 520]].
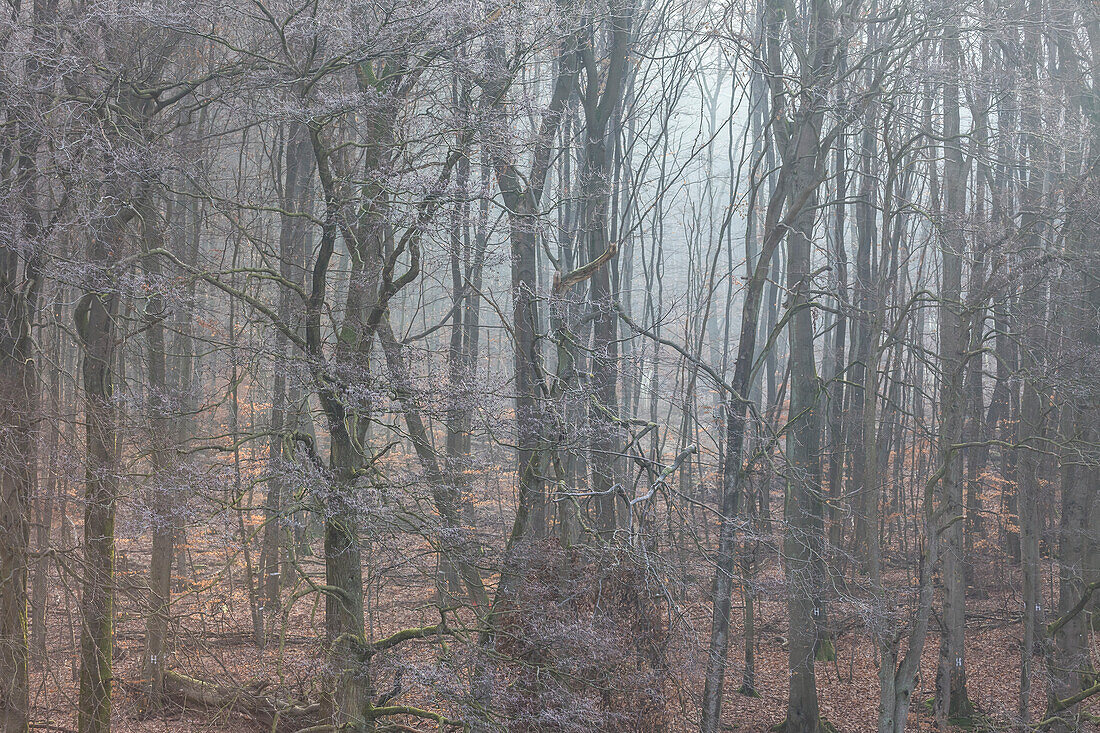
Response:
[[578, 5, 631, 537], [699, 139, 791, 733], [782, 131, 826, 733], [261, 121, 313, 620], [76, 216, 125, 733], [933, 23, 974, 724], [139, 194, 175, 706], [0, 223, 39, 733]]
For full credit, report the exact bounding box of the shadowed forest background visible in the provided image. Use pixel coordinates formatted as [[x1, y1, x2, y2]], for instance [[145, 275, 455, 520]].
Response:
[[1, 0, 1099, 731]]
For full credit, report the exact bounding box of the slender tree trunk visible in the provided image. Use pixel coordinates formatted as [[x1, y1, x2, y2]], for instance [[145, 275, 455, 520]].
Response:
[[1016, 19, 1045, 713], [699, 145, 792, 733], [825, 94, 849, 571]]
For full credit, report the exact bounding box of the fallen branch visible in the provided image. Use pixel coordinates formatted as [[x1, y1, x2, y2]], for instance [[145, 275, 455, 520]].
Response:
[[372, 704, 464, 728], [163, 670, 321, 732], [29, 724, 77, 733]]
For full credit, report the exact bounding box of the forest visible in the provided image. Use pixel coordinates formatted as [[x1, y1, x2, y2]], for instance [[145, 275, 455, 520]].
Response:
[[0, 0, 1098, 730]]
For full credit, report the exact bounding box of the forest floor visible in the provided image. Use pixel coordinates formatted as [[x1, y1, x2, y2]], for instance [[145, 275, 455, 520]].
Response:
[[25, 530, 1100, 733], [688, 552, 1100, 732]]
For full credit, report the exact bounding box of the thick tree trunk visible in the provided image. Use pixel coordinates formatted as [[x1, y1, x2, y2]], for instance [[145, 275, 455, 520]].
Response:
[[584, 139, 621, 538], [578, 10, 631, 536], [1, 29, 46, 727], [322, 496, 371, 728], [317, 384, 372, 726], [310, 230, 374, 732], [137, 190, 186, 705], [0, 248, 38, 733], [933, 23, 974, 724], [76, 218, 124, 733], [782, 141, 826, 733], [510, 210, 549, 541]]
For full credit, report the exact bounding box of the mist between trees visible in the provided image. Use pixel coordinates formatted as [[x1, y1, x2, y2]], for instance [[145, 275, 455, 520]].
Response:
[[0, 0, 1098, 731]]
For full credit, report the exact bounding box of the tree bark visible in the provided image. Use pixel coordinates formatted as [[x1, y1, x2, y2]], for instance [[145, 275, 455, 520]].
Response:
[[76, 214, 126, 733], [261, 121, 313, 620], [139, 193, 175, 706], [933, 21, 975, 724], [0, 195, 39, 733]]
